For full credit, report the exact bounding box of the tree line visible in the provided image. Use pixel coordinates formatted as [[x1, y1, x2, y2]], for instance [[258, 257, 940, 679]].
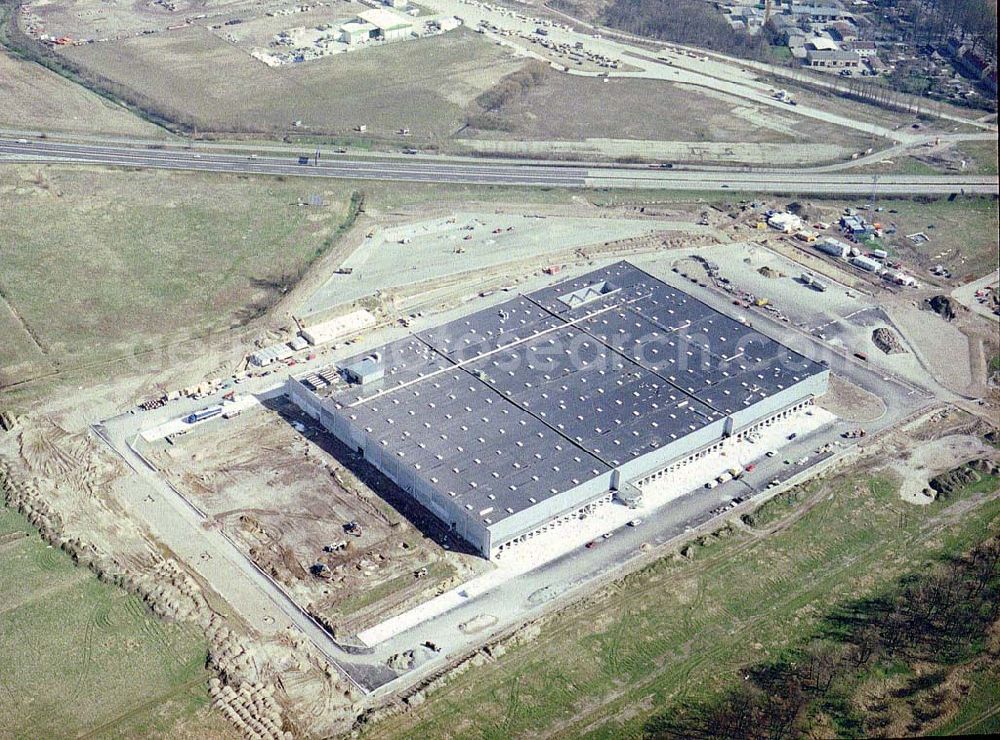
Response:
[[596, 0, 776, 61], [879, 0, 999, 54], [644, 534, 1000, 738]]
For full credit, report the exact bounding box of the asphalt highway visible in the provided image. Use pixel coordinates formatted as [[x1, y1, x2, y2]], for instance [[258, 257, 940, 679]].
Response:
[[2, 138, 997, 194], [0, 138, 588, 187]]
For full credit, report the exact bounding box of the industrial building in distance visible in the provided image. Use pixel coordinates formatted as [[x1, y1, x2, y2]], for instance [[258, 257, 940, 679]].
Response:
[[287, 262, 830, 558]]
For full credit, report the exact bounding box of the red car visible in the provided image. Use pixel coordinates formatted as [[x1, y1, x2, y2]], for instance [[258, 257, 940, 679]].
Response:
[[585, 541, 598, 549]]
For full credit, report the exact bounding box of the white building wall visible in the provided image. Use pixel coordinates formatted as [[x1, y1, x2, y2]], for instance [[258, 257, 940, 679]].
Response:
[[485, 471, 615, 551], [615, 417, 730, 483], [286, 377, 322, 419], [725, 370, 829, 433], [384, 26, 411, 42]]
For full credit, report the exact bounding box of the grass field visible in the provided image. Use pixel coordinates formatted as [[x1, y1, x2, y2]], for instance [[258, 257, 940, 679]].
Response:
[[954, 139, 1000, 175], [0, 505, 230, 738], [364, 470, 1000, 738], [931, 665, 1000, 735], [60, 27, 518, 138], [463, 72, 868, 150], [877, 196, 999, 281], [0, 166, 357, 385], [0, 47, 165, 137]]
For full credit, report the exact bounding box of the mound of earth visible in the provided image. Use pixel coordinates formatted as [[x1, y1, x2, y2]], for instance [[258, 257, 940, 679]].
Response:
[[872, 327, 907, 354], [926, 459, 999, 501], [925, 294, 958, 321]]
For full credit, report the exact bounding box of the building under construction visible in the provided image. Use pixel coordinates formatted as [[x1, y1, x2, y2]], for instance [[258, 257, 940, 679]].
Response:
[[287, 261, 829, 558]]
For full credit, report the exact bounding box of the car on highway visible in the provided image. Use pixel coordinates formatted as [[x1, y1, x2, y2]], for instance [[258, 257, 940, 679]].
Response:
[[628, 519, 643, 527], [765, 450, 776, 457], [602, 532, 613, 539], [585, 540, 598, 549]]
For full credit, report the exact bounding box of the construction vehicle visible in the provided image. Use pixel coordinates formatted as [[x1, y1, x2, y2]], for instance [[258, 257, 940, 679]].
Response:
[[310, 563, 332, 579]]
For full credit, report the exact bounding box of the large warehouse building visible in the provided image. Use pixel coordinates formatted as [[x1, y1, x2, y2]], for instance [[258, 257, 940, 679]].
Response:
[[287, 262, 829, 558]]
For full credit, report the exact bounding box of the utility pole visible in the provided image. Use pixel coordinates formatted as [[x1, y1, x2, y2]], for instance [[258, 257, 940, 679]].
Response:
[[869, 173, 878, 231]]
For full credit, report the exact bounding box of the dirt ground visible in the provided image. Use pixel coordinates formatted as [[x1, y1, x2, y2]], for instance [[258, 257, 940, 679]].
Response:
[[815, 374, 886, 423], [299, 207, 705, 317], [891, 434, 994, 505], [0, 49, 164, 136], [886, 301, 975, 394], [147, 399, 485, 633], [880, 407, 1000, 505]]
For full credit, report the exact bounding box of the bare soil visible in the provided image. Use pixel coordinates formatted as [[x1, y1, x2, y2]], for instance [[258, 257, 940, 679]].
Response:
[[815, 374, 886, 423], [148, 399, 486, 633]]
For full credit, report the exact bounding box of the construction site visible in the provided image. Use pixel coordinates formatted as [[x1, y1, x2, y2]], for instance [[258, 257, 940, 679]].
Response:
[[287, 261, 829, 559], [143, 395, 486, 637], [1, 175, 997, 735], [0, 0, 997, 732]]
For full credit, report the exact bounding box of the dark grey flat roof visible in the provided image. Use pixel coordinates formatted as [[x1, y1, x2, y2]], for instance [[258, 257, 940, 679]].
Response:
[[315, 261, 827, 528]]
